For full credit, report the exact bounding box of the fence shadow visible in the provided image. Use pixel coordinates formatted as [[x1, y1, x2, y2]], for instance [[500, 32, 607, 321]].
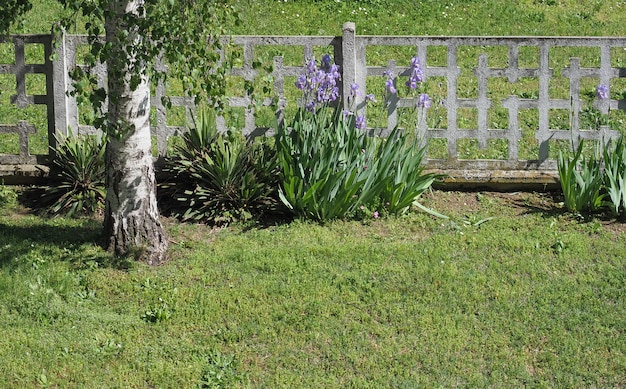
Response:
[[507, 191, 564, 218], [507, 191, 626, 224]]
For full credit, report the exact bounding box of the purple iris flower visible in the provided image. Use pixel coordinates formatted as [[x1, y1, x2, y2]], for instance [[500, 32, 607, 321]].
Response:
[[350, 83, 361, 97], [321, 54, 332, 71], [383, 70, 397, 94], [355, 115, 366, 130], [306, 58, 317, 73], [296, 55, 342, 111], [597, 84, 609, 100], [295, 74, 307, 90], [417, 93, 431, 108], [406, 56, 424, 89]]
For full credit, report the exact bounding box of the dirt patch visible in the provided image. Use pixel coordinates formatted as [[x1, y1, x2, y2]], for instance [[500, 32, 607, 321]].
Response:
[[597, 219, 626, 235], [421, 190, 560, 217], [422, 189, 626, 235], [421, 190, 483, 214]]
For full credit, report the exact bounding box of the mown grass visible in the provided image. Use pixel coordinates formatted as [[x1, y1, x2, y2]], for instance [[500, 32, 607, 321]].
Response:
[[0, 189, 624, 387]]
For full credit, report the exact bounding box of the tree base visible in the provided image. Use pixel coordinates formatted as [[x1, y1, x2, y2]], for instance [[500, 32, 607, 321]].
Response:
[[104, 129, 169, 266]]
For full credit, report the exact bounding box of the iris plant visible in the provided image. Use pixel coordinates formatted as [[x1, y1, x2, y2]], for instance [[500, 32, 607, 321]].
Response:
[[279, 54, 442, 221]]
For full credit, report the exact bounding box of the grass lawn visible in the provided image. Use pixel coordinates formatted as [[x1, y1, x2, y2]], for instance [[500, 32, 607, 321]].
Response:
[[0, 1, 625, 387], [0, 189, 624, 387], [12, 0, 626, 36]]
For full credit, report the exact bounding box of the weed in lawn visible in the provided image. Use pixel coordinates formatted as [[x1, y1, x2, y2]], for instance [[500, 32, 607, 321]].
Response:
[[449, 214, 495, 234], [0, 182, 17, 209], [198, 349, 243, 389], [94, 334, 124, 357], [141, 297, 172, 323]]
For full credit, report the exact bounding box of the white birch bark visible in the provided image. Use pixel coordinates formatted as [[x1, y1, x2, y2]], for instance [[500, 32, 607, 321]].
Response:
[[103, 0, 168, 264]]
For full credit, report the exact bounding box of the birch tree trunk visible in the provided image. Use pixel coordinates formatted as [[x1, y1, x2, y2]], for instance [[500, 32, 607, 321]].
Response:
[[103, 0, 168, 265]]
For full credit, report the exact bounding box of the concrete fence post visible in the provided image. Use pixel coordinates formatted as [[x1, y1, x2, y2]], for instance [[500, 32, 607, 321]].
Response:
[[341, 22, 366, 119], [52, 29, 69, 145]]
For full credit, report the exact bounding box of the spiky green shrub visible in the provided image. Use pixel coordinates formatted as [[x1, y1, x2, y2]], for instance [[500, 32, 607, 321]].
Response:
[[160, 110, 280, 225], [276, 107, 380, 221], [557, 141, 605, 214], [38, 132, 106, 217], [602, 135, 626, 217], [374, 129, 440, 215], [276, 106, 440, 221]]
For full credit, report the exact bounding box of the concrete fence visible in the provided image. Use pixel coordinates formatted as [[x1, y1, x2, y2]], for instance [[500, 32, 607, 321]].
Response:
[[1, 23, 626, 187]]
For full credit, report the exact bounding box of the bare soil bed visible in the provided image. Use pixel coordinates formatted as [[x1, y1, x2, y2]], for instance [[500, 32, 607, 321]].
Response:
[[421, 189, 626, 235]]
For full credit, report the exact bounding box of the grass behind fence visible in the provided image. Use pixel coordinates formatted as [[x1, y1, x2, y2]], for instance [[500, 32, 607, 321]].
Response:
[[3, 1, 626, 158]]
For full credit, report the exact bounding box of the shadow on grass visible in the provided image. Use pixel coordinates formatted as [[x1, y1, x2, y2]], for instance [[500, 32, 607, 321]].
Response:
[[510, 191, 565, 218], [508, 190, 626, 225], [0, 216, 133, 270]]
